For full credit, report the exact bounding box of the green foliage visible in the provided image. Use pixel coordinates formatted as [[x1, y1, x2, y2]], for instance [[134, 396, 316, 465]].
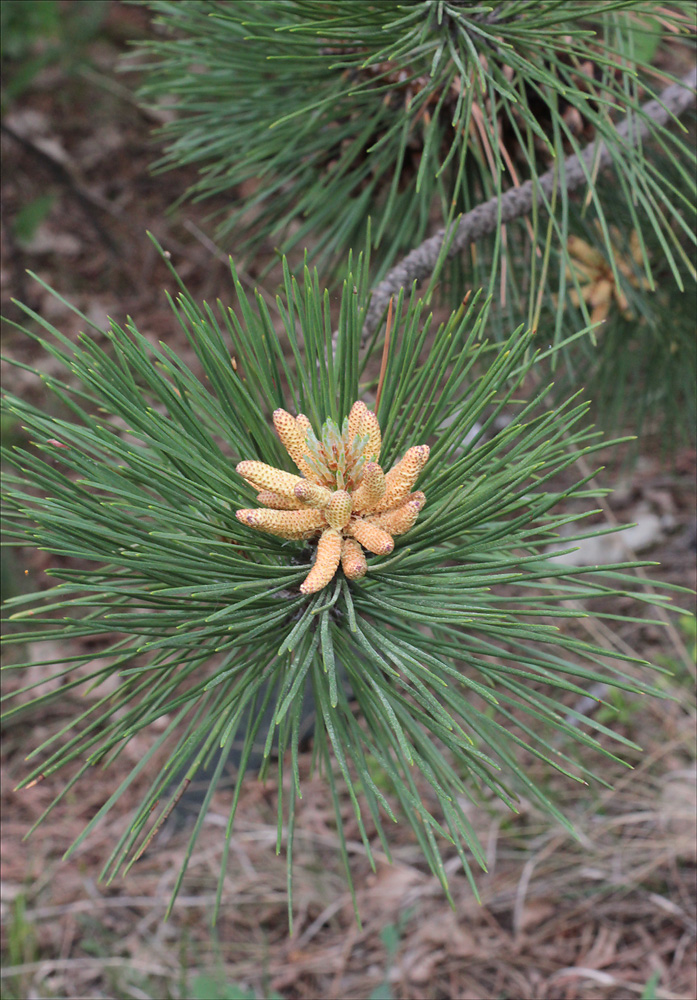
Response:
[[0, 0, 109, 104], [594, 686, 644, 728], [1, 248, 680, 924], [367, 910, 414, 1000], [0, 0, 60, 62], [2, 893, 41, 1000], [641, 970, 662, 1000], [547, 158, 697, 446], [191, 976, 283, 1000], [656, 614, 697, 687], [134, 0, 695, 289], [12, 193, 55, 244], [131, 0, 696, 447], [565, 277, 697, 448]]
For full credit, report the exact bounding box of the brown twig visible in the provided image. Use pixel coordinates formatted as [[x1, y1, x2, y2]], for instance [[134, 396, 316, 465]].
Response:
[[182, 218, 281, 313], [373, 297, 393, 414], [1, 121, 121, 255]]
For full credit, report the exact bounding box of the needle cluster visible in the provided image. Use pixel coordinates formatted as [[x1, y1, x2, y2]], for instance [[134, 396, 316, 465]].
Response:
[[1, 250, 677, 925]]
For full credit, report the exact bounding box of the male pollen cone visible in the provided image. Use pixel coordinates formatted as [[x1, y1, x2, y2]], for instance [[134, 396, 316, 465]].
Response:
[[374, 445, 429, 512], [325, 490, 352, 529], [347, 519, 394, 555], [300, 528, 342, 594], [369, 493, 425, 535], [236, 507, 324, 539], [256, 490, 304, 510], [295, 480, 333, 507], [341, 537, 368, 580], [237, 461, 303, 499], [273, 408, 314, 477], [234, 404, 428, 593], [350, 462, 386, 512], [347, 400, 369, 445]]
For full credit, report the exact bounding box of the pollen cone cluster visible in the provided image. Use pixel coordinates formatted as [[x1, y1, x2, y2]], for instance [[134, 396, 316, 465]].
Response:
[[235, 402, 428, 594], [566, 224, 650, 325]]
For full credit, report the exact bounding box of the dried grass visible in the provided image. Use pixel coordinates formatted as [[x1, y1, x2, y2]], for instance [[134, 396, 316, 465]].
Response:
[[2, 681, 695, 999]]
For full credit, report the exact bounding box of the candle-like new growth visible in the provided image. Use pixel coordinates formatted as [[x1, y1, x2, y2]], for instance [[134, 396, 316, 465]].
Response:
[[237, 461, 304, 499], [235, 404, 427, 592], [256, 490, 304, 510], [300, 528, 342, 594], [340, 537, 368, 580], [236, 507, 325, 539], [350, 462, 386, 512]]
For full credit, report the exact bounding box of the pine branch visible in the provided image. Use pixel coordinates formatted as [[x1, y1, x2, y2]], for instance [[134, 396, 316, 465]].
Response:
[[363, 68, 697, 339], [3, 254, 682, 916], [136, 1, 696, 304]]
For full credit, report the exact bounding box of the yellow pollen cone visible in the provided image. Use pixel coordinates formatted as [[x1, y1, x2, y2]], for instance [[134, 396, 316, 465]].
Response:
[[236, 507, 324, 539], [236, 461, 304, 499], [374, 445, 429, 513], [350, 461, 386, 512], [256, 490, 304, 510], [235, 403, 427, 594], [360, 410, 382, 462], [273, 409, 314, 477], [294, 480, 333, 507], [347, 400, 369, 446], [325, 489, 352, 529], [341, 537, 367, 580], [300, 528, 342, 594], [346, 518, 394, 555], [369, 492, 425, 535]]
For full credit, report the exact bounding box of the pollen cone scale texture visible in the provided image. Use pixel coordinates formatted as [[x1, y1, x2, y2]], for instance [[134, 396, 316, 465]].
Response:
[[235, 404, 428, 593]]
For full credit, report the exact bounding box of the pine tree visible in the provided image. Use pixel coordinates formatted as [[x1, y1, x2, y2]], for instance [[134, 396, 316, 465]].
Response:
[[2, 1, 695, 924]]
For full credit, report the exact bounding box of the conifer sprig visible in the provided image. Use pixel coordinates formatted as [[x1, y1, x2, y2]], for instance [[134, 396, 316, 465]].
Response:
[[1, 249, 680, 923], [134, 0, 695, 295]]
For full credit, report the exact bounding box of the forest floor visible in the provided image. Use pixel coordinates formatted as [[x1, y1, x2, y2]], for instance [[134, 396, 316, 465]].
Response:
[[1, 4, 695, 999]]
